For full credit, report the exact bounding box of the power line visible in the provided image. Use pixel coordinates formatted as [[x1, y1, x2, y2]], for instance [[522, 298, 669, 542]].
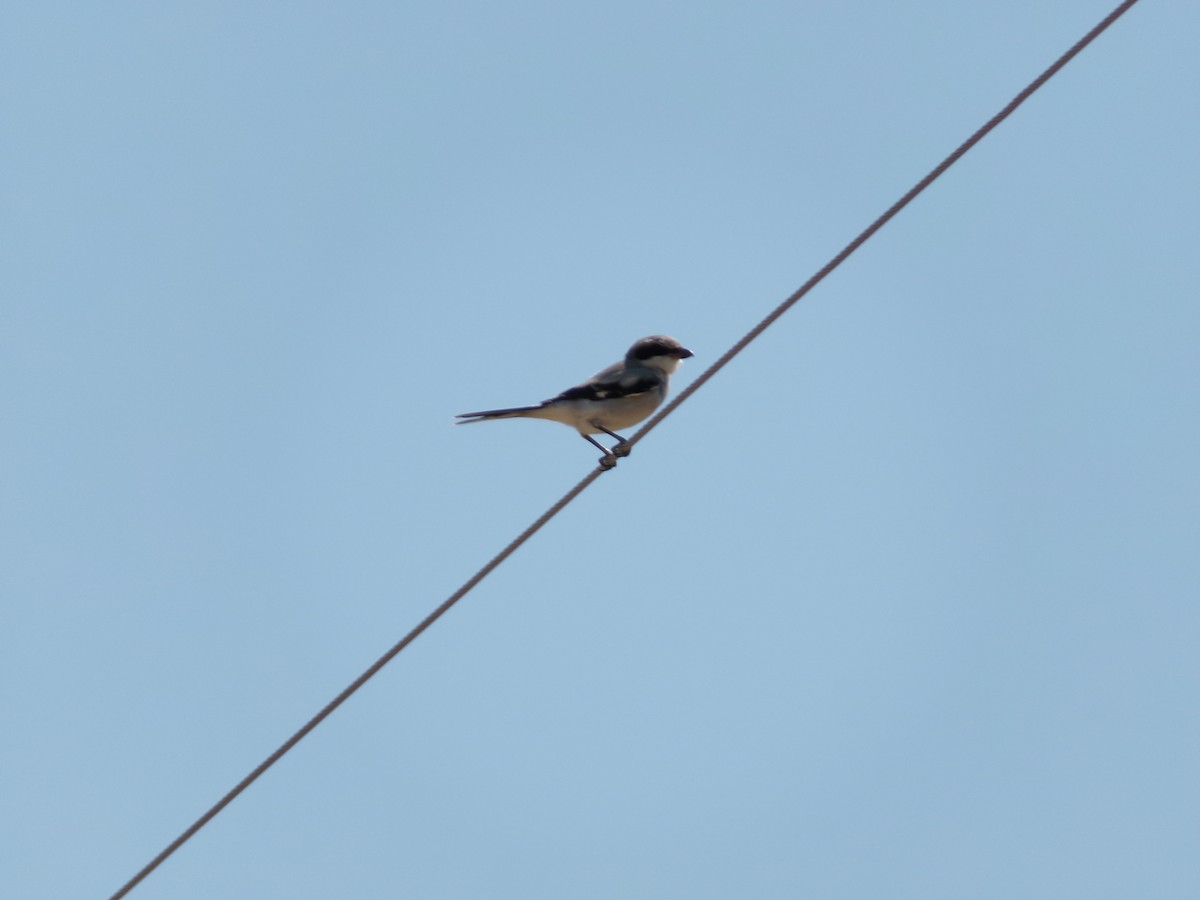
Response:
[[623, 0, 1143, 456], [108, 467, 605, 900], [109, 1, 1141, 896]]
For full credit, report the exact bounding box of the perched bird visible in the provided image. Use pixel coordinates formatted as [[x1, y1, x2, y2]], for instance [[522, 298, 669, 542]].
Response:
[[456, 335, 694, 468]]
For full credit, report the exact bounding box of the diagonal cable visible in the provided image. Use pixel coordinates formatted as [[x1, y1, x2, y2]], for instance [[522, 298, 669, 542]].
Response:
[[109, 1, 1141, 896], [109, 468, 604, 899], [623, 0, 1143, 453]]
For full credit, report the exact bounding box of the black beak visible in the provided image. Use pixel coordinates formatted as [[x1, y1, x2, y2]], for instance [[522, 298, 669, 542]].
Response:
[[675, 347, 694, 359]]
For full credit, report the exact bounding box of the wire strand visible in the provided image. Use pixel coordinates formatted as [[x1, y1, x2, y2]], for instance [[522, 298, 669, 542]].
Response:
[[109, 2, 1141, 895], [622, 0, 1142, 453], [109, 468, 604, 899]]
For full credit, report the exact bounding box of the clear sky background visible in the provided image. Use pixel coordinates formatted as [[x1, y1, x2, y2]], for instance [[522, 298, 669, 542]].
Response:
[[3, 2, 1198, 898]]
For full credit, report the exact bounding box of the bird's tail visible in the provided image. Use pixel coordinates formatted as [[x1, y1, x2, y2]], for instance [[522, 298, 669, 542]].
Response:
[[454, 405, 544, 424]]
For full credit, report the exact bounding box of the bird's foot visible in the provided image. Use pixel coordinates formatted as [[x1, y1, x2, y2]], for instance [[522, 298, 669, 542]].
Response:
[[611, 440, 631, 459], [598, 453, 618, 470]]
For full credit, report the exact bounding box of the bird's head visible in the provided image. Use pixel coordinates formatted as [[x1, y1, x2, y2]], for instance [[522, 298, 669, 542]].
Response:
[[626, 335, 694, 374]]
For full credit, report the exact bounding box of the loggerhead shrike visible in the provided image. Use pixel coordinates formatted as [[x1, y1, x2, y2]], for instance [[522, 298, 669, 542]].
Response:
[[456, 335, 694, 468]]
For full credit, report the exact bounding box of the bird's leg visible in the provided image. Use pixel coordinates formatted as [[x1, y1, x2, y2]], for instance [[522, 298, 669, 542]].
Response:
[[593, 425, 632, 458], [581, 433, 619, 469]]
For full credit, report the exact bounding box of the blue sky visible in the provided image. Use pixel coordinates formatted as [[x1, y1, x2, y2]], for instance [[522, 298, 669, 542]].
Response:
[[3, 2, 1198, 898]]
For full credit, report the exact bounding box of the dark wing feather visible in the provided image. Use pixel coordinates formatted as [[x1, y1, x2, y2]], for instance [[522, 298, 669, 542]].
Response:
[[551, 370, 660, 403]]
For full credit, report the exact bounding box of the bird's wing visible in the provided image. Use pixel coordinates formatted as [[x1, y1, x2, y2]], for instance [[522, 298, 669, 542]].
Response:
[[550, 363, 661, 403]]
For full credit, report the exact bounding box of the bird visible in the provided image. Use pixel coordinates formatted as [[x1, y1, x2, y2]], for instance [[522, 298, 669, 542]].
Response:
[[456, 335, 694, 468]]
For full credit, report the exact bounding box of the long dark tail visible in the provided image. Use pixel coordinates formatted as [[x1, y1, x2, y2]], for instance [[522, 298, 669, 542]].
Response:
[[454, 405, 543, 424]]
